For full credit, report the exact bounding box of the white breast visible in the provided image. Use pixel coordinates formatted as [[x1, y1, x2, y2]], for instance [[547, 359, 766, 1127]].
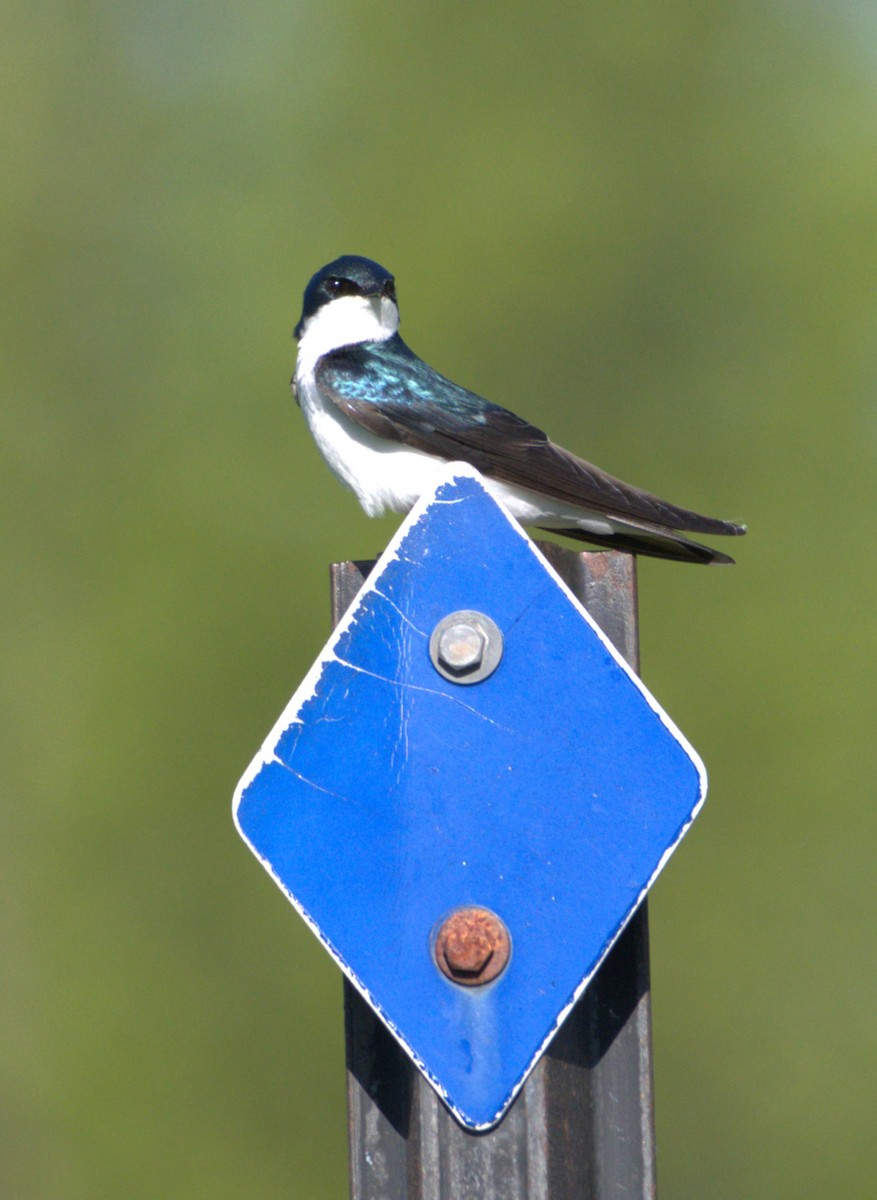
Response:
[[296, 370, 446, 517], [295, 292, 445, 517]]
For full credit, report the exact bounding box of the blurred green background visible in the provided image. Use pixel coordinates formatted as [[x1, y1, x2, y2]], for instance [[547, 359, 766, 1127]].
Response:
[[3, 1, 876, 1196]]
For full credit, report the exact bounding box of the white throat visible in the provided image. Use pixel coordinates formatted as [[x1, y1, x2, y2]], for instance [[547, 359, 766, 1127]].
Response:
[[295, 294, 399, 379]]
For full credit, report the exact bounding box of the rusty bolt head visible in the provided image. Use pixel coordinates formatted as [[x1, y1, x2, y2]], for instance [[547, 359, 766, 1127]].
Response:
[[434, 907, 511, 987], [438, 622, 485, 674]]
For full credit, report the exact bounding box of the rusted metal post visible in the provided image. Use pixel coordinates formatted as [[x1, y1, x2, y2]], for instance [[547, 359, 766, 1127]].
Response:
[[331, 547, 656, 1200]]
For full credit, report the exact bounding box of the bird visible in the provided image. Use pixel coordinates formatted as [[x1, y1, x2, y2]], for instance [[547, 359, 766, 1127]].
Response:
[[292, 255, 746, 564]]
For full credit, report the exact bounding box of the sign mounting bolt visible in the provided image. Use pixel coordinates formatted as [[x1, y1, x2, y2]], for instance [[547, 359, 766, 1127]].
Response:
[[434, 907, 511, 987], [429, 611, 503, 684]]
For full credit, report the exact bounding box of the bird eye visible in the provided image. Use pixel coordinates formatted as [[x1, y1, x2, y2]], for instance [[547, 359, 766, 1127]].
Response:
[[381, 278, 397, 302], [325, 276, 360, 297]]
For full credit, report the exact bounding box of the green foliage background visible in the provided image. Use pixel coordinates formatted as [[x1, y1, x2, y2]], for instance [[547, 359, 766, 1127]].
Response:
[[3, 2, 876, 1196]]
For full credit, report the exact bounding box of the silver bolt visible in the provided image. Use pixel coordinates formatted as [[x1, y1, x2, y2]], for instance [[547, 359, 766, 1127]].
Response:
[[438, 622, 486, 675], [429, 611, 503, 685]]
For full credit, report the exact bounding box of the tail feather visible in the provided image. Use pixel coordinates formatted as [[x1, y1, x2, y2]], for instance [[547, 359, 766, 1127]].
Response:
[[538, 522, 737, 565]]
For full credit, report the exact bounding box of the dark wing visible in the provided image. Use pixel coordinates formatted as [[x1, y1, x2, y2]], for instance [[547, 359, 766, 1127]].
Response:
[[316, 336, 745, 539], [539, 517, 737, 565]]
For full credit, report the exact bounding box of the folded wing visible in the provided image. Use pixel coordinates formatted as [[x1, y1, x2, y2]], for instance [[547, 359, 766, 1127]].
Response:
[[316, 336, 745, 558]]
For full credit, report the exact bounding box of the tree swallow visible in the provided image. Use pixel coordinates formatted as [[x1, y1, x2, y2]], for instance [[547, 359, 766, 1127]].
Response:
[[292, 255, 746, 564]]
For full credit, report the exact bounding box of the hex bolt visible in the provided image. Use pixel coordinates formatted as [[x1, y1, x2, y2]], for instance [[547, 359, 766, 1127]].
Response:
[[438, 621, 486, 675], [429, 611, 503, 685], [434, 907, 511, 987]]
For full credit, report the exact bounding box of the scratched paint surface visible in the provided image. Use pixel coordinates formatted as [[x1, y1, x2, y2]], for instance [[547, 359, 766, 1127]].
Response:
[[234, 467, 705, 1129]]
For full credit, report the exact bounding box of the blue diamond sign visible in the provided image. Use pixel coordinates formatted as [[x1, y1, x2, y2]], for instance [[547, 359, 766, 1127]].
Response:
[[233, 465, 706, 1129]]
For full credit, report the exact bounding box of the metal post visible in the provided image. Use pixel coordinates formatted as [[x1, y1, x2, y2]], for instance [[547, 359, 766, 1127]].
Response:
[[331, 547, 656, 1200]]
